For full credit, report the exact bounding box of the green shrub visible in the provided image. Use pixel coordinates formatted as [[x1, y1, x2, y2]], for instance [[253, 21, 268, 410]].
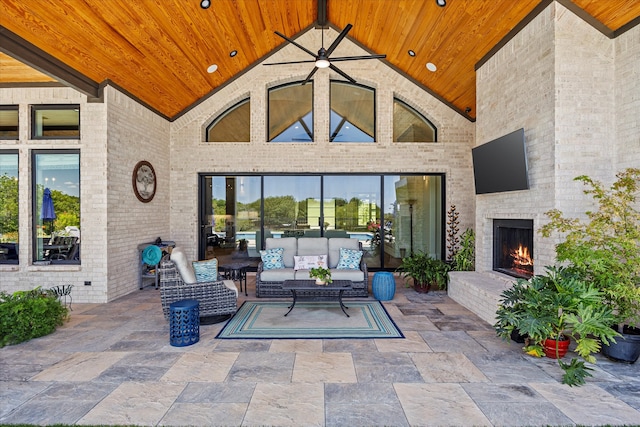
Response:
[[0, 287, 68, 347]]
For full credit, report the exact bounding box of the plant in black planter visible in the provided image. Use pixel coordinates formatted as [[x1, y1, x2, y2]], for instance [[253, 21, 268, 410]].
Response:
[[494, 266, 619, 386], [540, 168, 640, 363], [397, 251, 451, 293]]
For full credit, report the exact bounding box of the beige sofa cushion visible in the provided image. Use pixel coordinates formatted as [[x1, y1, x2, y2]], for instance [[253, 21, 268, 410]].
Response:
[[170, 247, 197, 284]]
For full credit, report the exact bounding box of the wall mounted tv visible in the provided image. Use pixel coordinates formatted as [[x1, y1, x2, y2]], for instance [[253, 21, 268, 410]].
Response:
[[472, 128, 529, 195]]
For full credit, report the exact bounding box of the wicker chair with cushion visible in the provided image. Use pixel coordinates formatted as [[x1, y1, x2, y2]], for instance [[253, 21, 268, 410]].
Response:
[[159, 247, 238, 324]]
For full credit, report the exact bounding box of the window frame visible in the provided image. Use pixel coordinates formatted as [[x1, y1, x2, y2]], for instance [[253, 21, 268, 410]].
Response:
[[0, 149, 19, 265], [329, 80, 376, 143], [31, 104, 80, 140], [205, 98, 251, 142], [0, 105, 19, 140], [267, 81, 314, 142], [393, 97, 437, 143], [31, 149, 81, 265]]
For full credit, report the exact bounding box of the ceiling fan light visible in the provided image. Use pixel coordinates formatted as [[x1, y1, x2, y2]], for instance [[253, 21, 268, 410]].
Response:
[[315, 58, 330, 68]]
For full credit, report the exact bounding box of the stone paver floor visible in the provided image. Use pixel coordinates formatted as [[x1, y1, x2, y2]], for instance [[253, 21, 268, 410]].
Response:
[[1, 274, 639, 426]]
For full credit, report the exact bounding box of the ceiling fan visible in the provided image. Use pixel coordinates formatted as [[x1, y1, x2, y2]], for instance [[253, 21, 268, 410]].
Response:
[[264, 23, 386, 85]]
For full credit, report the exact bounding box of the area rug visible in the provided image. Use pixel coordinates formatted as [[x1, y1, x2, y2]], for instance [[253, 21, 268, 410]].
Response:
[[216, 300, 403, 339]]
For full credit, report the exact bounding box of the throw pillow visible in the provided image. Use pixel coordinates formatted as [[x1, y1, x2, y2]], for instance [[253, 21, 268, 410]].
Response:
[[260, 247, 285, 270], [192, 258, 218, 282], [336, 247, 363, 270], [294, 254, 328, 270]]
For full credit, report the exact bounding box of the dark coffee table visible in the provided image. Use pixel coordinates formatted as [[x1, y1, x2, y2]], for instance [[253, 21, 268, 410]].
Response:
[[282, 279, 353, 317]]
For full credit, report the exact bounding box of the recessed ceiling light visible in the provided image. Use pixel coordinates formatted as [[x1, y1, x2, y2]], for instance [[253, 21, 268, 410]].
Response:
[[426, 62, 437, 72], [408, 50, 416, 57], [436, 0, 446, 7], [207, 64, 218, 73], [200, 0, 211, 9], [230, 50, 238, 57]]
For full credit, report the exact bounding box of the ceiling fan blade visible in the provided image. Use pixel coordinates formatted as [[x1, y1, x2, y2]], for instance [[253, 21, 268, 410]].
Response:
[[325, 23, 352, 56], [302, 67, 318, 85], [264, 59, 317, 66], [274, 31, 316, 57], [329, 64, 356, 83], [329, 54, 387, 62]]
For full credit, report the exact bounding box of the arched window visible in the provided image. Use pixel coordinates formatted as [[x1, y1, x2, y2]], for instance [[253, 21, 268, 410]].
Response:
[[268, 82, 313, 142], [330, 81, 375, 142], [393, 98, 436, 142], [206, 98, 250, 142]]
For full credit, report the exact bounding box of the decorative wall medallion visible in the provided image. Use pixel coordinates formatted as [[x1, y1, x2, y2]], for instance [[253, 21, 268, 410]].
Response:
[[132, 160, 156, 203]]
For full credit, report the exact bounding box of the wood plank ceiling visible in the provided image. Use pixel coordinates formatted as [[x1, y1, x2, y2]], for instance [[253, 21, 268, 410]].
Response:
[[0, 0, 638, 121]]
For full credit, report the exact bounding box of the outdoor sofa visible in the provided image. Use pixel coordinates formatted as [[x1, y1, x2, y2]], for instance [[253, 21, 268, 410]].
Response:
[[256, 236, 369, 298]]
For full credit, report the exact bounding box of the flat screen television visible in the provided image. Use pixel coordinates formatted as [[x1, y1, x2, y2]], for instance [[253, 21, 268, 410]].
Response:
[[472, 128, 529, 194]]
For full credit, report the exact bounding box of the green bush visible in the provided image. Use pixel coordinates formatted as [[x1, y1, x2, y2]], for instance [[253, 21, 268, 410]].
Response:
[[0, 287, 68, 347]]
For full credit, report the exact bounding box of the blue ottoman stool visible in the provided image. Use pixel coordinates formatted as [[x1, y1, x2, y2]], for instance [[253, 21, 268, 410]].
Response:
[[372, 272, 396, 301], [169, 299, 200, 347]]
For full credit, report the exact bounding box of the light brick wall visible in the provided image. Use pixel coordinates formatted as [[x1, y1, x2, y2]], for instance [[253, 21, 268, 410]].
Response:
[[616, 25, 640, 170], [170, 28, 476, 262], [475, 2, 624, 274], [105, 86, 171, 300]]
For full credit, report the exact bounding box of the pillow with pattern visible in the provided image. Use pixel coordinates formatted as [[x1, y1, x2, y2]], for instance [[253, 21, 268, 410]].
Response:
[[260, 247, 285, 270], [336, 248, 363, 270], [192, 258, 218, 282], [294, 254, 328, 270]]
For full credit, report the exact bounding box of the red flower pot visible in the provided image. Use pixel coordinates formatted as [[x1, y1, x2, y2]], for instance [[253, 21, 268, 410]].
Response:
[[544, 336, 570, 359]]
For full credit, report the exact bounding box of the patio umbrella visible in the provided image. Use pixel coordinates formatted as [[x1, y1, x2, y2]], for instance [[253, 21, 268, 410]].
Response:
[[41, 188, 56, 235]]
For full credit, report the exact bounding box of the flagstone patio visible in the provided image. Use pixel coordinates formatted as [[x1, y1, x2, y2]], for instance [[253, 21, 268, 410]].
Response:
[[1, 274, 639, 426]]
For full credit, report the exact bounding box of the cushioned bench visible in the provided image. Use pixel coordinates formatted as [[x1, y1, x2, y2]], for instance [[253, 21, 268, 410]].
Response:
[[256, 237, 369, 298]]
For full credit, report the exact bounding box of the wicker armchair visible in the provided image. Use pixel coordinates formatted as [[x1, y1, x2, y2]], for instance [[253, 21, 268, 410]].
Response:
[[159, 259, 238, 322]]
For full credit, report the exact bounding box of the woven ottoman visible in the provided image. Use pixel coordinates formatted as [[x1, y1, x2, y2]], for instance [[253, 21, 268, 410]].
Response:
[[372, 271, 396, 301], [169, 299, 200, 347]]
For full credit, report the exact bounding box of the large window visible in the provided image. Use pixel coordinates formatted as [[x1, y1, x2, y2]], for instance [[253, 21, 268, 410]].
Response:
[[0, 151, 19, 264], [32, 150, 80, 264], [198, 173, 444, 270], [268, 82, 313, 142], [206, 98, 251, 142], [393, 98, 436, 142], [0, 106, 19, 139], [31, 105, 80, 139], [330, 81, 375, 142]]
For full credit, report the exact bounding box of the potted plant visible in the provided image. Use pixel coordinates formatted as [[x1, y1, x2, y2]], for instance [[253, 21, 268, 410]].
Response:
[[397, 251, 451, 293], [309, 266, 332, 285], [540, 168, 640, 363], [494, 266, 620, 386]]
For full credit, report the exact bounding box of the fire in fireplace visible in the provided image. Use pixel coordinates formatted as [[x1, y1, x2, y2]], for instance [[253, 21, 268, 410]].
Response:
[[493, 219, 534, 279]]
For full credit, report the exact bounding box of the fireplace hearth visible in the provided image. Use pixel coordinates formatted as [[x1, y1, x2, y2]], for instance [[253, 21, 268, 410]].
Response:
[[493, 219, 534, 279]]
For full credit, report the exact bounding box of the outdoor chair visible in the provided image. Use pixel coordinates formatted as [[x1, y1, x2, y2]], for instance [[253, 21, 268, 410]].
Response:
[[158, 250, 238, 323]]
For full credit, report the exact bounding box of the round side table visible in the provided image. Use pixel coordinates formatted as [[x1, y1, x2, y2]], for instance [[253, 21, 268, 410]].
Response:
[[169, 299, 200, 347], [372, 271, 396, 301]]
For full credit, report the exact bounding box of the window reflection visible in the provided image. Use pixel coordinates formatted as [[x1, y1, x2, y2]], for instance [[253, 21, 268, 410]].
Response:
[[0, 151, 19, 263], [268, 83, 313, 142], [32, 151, 80, 263], [206, 99, 251, 142], [0, 106, 19, 139], [31, 105, 80, 139], [330, 81, 375, 142], [393, 98, 436, 142]]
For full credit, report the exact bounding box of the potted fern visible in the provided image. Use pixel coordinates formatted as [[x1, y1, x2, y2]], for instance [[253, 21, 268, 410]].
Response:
[[540, 168, 640, 363], [397, 251, 450, 293]]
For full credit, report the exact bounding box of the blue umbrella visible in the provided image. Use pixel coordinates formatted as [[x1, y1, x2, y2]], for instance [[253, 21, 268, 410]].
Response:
[[41, 188, 56, 234]]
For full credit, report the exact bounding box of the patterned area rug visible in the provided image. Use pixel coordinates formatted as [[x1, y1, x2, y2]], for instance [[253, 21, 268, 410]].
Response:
[[216, 300, 403, 339]]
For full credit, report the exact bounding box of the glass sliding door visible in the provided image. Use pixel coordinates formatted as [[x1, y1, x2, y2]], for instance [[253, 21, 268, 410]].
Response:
[[199, 173, 444, 270], [383, 175, 443, 268], [263, 175, 321, 238], [323, 175, 381, 267]]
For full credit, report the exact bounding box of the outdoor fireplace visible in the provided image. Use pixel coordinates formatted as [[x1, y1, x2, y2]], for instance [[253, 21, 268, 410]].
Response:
[[493, 219, 534, 279]]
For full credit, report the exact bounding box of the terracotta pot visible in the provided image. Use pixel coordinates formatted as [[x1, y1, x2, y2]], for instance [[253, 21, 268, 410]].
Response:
[[544, 336, 570, 359], [413, 280, 431, 293]]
